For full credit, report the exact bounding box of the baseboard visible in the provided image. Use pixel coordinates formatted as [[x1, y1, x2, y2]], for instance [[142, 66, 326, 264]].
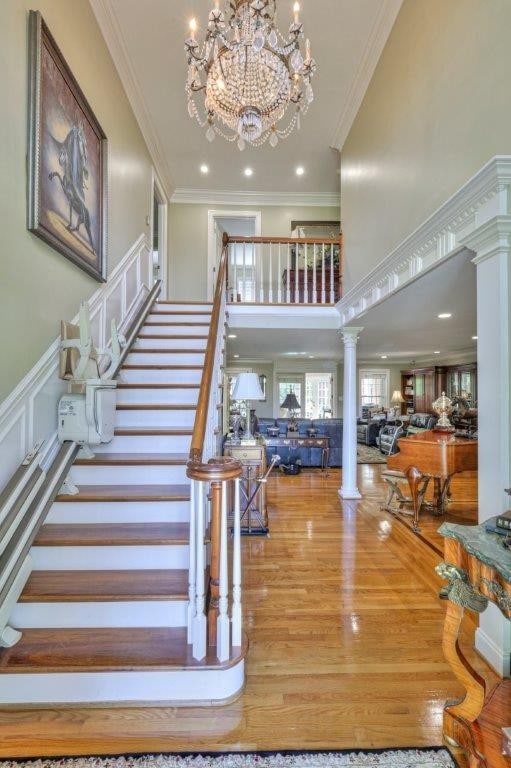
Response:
[[475, 626, 511, 677], [0, 234, 151, 495]]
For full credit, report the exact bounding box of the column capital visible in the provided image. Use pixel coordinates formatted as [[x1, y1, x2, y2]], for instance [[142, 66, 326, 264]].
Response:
[[466, 215, 511, 266], [340, 326, 364, 345]]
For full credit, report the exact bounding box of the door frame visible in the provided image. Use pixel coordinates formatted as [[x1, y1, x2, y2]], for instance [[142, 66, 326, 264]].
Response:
[[207, 209, 262, 301], [150, 168, 169, 298]]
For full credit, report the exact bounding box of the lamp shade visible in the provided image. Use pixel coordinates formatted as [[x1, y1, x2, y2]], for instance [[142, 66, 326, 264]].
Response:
[[390, 390, 405, 405], [280, 392, 301, 411], [232, 372, 265, 401]]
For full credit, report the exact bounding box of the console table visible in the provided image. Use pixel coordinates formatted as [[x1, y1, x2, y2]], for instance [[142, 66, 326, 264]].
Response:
[[437, 520, 511, 767], [264, 436, 330, 471], [223, 438, 268, 534]]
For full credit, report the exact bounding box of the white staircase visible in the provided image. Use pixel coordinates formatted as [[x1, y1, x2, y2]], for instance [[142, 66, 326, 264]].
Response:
[[0, 301, 246, 706]]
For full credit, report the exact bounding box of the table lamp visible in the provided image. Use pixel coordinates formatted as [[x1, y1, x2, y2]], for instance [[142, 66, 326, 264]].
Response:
[[390, 389, 405, 418], [231, 372, 265, 444], [280, 391, 301, 435]]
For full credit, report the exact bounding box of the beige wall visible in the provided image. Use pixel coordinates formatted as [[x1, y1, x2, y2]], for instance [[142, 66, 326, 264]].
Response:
[[0, 0, 153, 400], [168, 204, 340, 301], [341, 0, 511, 291]]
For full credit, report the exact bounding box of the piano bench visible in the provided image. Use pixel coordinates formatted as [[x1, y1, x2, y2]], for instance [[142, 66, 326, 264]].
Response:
[[380, 470, 413, 516]]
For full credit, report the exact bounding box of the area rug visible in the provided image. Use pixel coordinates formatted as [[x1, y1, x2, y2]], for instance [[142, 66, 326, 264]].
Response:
[[357, 445, 387, 464], [0, 750, 455, 768]]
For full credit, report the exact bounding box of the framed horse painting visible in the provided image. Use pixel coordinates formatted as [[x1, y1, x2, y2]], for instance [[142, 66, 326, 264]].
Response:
[[27, 11, 107, 282]]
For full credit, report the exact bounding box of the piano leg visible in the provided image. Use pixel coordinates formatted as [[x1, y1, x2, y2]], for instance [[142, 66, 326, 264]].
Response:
[[405, 466, 425, 532]]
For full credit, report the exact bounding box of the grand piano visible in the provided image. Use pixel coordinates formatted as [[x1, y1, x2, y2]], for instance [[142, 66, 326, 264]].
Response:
[[387, 430, 478, 531]]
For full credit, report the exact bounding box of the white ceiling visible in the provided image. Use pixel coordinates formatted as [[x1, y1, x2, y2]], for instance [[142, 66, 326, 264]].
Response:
[[92, 0, 402, 198], [227, 249, 477, 364]]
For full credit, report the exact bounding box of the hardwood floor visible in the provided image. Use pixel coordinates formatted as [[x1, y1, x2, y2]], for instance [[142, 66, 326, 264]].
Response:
[[0, 465, 497, 759]]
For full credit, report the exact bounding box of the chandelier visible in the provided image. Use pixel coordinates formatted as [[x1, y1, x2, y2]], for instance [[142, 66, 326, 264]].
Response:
[[184, 0, 316, 150]]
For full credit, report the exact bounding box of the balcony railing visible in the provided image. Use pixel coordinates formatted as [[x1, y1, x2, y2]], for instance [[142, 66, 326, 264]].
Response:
[[225, 235, 343, 306]]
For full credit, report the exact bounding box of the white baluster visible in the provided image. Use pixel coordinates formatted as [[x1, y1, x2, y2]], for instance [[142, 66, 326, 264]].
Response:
[[231, 476, 242, 647], [259, 243, 264, 303], [268, 243, 273, 304], [192, 480, 207, 660], [321, 243, 326, 304], [277, 244, 282, 303], [187, 478, 196, 644], [312, 244, 317, 304], [287, 243, 291, 303], [242, 242, 246, 302], [231, 244, 238, 303], [294, 243, 299, 304], [217, 480, 230, 661], [330, 244, 335, 303], [303, 244, 308, 303]]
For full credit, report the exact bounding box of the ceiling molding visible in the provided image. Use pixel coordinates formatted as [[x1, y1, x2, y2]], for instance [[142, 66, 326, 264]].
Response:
[[170, 188, 340, 208], [330, 0, 403, 152], [88, 0, 175, 200]]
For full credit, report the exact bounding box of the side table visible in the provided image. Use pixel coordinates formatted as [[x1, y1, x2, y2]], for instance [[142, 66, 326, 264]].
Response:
[[437, 519, 511, 767], [223, 439, 268, 535]]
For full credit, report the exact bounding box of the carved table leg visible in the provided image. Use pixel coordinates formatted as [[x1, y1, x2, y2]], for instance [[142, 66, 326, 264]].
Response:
[[405, 465, 424, 532]]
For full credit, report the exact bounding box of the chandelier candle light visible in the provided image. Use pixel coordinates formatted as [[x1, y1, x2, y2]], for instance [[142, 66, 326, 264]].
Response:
[[185, 0, 316, 149]]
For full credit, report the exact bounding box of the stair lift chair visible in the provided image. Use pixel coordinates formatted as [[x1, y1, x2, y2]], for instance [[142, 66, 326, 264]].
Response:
[[58, 303, 125, 458]]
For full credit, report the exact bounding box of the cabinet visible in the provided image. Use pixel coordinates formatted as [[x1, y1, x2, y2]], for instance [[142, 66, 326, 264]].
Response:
[[446, 363, 477, 405], [401, 364, 477, 415]]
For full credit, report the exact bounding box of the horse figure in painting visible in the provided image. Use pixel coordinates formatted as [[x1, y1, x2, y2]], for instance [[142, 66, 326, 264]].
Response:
[[49, 123, 95, 253]]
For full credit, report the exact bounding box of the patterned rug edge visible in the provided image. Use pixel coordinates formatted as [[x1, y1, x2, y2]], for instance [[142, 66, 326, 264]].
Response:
[[0, 747, 456, 768]]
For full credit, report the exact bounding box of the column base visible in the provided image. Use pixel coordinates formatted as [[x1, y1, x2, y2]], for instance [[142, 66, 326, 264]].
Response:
[[339, 487, 362, 500]]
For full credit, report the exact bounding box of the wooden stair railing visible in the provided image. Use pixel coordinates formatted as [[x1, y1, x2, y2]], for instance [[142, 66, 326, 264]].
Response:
[[187, 235, 242, 662], [225, 233, 343, 305]]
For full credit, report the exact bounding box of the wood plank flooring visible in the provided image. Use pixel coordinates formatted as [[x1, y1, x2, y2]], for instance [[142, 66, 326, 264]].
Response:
[[0, 465, 497, 759]]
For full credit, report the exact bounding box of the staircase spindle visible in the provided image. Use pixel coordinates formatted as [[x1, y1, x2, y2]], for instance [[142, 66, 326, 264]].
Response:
[[187, 478, 196, 644], [192, 479, 207, 659], [231, 476, 242, 647], [321, 243, 326, 304], [313, 244, 317, 304], [277, 244, 282, 303], [268, 243, 273, 303], [330, 244, 334, 304], [217, 480, 230, 661]]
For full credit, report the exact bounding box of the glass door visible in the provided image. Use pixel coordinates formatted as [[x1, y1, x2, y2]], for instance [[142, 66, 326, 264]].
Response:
[[305, 373, 333, 419]]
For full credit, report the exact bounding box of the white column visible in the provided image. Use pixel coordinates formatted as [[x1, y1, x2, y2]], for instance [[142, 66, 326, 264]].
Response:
[[339, 326, 364, 500], [466, 217, 511, 678]]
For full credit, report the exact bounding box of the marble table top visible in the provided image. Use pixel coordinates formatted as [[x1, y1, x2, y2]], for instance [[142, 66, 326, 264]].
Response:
[[439, 518, 511, 583]]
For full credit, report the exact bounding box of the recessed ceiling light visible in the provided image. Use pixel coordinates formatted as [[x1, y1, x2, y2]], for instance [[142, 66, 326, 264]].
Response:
[[244, 167, 253, 177], [308, 355, 314, 359], [381, 355, 388, 359], [434, 351, 441, 354], [472, 335, 478, 340], [200, 164, 209, 174], [228, 333, 237, 339], [233, 354, 240, 358], [296, 166, 305, 176], [438, 313, 452, 319]]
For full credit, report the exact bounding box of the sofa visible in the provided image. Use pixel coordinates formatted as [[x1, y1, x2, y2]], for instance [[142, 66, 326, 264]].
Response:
[[377, 412, 438, 455], [357, 414, 387, 446], [256, 417, 342, 467]]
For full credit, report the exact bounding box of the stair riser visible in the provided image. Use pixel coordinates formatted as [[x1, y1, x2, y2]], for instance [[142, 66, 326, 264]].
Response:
[[141, 325, 209, 337], [117, 388, 199, 405], [11, 600, 187, 629], [126, 352, 205, 366], [120, 369, 202, 384], [115, 409, 195, 428], [146, 313, 211, 323], [69, 464, 188, 485], [155, 303, 212, 312], [0, 661, 245, 705], [135, 338, 207, 350], [31, 545, 189, 570], [95, 434, 192, 452], [47, 500, 190, 524]]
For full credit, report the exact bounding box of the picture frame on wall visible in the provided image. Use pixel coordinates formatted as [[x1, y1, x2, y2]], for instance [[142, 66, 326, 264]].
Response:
[[27, 10, 107, 282]]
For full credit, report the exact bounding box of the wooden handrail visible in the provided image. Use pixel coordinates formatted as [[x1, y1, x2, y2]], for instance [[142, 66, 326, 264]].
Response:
[[225, 235, 342, 246], [188, 239, 229, 466]]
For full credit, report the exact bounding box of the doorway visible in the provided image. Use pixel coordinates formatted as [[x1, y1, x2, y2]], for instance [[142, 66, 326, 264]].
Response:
[[207, 210, 262, 301], [151, 171, 168, 297]]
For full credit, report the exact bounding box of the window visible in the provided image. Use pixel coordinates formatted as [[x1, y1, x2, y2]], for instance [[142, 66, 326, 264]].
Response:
[[278, 379, 303, 417], [359, 369, 390, 413], [305, 373, 333, 419]]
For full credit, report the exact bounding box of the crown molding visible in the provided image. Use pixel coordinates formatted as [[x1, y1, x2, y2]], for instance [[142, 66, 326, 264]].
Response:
[[170, 188, 340, 208], [88, 0, 175, 201], [330, 0, 403, 151]]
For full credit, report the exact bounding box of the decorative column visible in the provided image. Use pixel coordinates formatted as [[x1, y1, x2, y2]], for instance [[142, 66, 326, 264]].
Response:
[[466, 217, 511, 678], [339, 326, 364, 500]]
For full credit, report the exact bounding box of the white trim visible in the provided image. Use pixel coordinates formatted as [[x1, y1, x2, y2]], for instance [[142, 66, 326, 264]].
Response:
[[151, 167, 169, 299], [475, 626, 511, 678], [0, 234, 151, 495], [173, 188, 340, 208], [207, 210, 262, 302], [337, 156, 511, 325], [330, 0, 403, 151], [358, 367, 390, 414], [88, 0, 174, 200]]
